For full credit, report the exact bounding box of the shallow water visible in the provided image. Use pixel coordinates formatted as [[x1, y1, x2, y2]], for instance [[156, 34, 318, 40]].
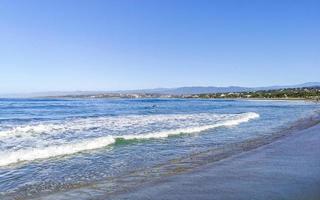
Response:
[[0, 98, 318, 199]]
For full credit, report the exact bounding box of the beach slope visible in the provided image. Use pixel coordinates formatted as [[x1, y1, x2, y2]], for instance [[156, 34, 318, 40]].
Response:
[[112, 124, 320, 200]]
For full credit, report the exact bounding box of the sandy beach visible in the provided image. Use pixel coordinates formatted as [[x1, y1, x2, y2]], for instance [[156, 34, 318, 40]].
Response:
[[110, 123, 320, 200], [33, 110, 320, 200]]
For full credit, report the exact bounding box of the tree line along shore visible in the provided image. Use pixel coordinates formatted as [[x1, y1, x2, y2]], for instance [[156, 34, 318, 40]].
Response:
[[46, 87, 320, 101], [191, 87, 320, 101]]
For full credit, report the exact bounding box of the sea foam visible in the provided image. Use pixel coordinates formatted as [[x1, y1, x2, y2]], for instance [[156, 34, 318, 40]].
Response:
[[0, 136, 115, 167], [0, 112, 259, 166]]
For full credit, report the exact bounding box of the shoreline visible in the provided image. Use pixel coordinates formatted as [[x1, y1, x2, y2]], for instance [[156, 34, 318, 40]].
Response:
[[32, 97, 320, 103], [110, 117, 320, 200], [107, 117, 320, 200], [28, 110, 320, 200], [1, 97, 319, 105]]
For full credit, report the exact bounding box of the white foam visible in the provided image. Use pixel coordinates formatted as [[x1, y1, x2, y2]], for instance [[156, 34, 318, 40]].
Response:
[[0, 113, 259, 140], [0, 112, 259, 166], [0, 136, 115, 167], [0, 113, 220, 139], [120, 112, 259, 139]]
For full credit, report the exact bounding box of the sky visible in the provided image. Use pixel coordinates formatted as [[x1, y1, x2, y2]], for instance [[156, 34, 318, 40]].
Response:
[[0, 0, 319, 93]]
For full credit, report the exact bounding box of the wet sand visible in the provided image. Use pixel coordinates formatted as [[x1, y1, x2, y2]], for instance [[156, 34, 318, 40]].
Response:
[[34, 114, 320, 200], [111, 124, 320, 200]]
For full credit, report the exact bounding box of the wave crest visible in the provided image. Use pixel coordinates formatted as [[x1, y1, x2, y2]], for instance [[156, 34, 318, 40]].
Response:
[[0, 112, 259, 167]]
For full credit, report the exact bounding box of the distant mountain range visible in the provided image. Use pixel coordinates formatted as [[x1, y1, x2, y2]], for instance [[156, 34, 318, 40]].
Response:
[[139, 82, 320, 95], [1, 82, 320, 97]]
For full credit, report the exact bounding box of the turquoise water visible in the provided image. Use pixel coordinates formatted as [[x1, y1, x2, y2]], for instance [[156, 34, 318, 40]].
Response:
[[0, 98, 318, 198]]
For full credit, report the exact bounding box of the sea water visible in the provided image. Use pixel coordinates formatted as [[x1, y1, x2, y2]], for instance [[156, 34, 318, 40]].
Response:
[[0, 98, 318, 199]]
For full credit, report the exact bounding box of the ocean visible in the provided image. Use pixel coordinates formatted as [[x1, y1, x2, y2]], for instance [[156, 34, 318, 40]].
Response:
[[0, 98, 319, 199]]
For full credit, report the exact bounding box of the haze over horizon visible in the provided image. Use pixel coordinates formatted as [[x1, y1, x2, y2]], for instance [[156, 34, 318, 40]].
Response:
[[0, 0, 319, 93], [1, 82, 320, 98]]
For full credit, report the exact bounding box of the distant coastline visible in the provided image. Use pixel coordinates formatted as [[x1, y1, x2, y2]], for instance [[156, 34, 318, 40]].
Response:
[[40, 86, 320, 102]]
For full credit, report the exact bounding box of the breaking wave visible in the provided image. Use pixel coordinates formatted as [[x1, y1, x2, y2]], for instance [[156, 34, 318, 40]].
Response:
[[0, 112, 259, 166], [0, 136, 115, 167]]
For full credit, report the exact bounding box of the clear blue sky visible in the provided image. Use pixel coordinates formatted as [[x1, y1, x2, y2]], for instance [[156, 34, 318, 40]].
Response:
[[0, 0, 319, 93]]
